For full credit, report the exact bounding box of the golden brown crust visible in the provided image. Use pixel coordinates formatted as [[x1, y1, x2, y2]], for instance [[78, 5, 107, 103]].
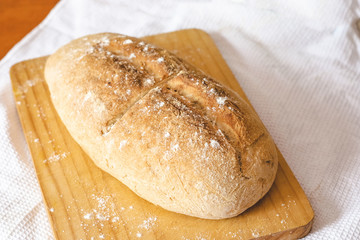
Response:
[[44, 33, 278, 219]]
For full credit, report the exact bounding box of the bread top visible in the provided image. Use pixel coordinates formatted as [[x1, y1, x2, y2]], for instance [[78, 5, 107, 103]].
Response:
[[45, 33, 278, 219]]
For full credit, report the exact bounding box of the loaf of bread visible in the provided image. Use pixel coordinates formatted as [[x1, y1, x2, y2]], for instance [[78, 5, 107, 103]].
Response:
[[44, 33, 278, 219]]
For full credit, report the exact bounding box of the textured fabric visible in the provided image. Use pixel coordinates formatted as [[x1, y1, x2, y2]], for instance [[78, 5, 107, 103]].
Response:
[[1, 0, 360, 239]]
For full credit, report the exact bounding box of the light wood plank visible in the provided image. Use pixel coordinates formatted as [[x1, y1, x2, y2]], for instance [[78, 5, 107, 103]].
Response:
[[10, 29, 313, 240]]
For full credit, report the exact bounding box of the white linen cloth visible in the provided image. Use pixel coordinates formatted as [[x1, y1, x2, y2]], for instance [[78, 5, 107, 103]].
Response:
[[1, 0, 360, 239]]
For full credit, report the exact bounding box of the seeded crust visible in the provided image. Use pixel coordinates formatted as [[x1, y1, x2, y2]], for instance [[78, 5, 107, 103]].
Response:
[[44, 33, 278, 219]]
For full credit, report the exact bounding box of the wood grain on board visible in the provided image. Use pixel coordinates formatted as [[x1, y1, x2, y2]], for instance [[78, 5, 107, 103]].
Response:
[[10, 29, 314, 240]]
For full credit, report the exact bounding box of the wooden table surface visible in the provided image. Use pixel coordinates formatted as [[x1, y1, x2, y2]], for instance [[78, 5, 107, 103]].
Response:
[[0, 0, 59, 59]]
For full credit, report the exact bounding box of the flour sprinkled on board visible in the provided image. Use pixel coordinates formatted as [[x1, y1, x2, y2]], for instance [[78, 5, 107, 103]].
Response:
[[82, 192, 117, 223], [18, 78, 42, 94], [79, 190, 143, 238], [138, 216, 157, 230], [43, 152, 69, 163]]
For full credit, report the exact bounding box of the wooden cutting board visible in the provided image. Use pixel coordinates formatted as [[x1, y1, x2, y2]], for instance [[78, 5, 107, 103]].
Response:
[[10, 29, 313, 240]]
